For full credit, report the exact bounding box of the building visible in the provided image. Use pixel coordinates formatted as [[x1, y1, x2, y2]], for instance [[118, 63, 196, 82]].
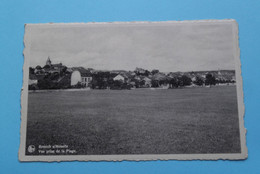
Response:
[[34, 65, 43, 74], [70, 67, 92, 87], [141, 76, 152, 87], [113, 74, 126, 81], [152, 72, 167, 81], [44, 57, 66, 74], [28, 74, 38, 85], [135, 67, 146, 74], [46, 57, 52, 66]]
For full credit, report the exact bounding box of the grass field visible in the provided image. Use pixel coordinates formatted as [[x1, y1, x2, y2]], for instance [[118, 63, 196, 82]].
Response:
[[26, 86, 241, 155]]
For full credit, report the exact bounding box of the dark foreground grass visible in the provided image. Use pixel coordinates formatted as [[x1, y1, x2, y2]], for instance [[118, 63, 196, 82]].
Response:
[[26, 86, 241, 155]]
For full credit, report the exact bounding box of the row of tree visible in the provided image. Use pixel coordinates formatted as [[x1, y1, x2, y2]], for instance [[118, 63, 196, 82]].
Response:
[[89, 73, 224, 90], [30, 72, 234, 90], [29, 64, 235, 90]]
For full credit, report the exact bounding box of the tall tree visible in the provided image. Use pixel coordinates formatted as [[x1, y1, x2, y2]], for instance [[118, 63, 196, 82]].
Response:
[[151, 69, 159, 75], [194, 76, 204, 86], [180, 75, 192, 86], [205, 74, 216, 86]]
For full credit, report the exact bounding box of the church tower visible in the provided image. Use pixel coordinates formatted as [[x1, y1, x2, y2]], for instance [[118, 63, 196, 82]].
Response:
[[46, 56, 52, 66]]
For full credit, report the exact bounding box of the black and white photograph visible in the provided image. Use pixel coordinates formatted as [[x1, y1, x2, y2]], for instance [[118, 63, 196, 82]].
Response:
[[19, 20, 247, 161]]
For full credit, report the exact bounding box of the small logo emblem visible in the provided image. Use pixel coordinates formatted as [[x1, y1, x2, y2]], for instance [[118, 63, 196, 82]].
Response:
[[28, 145, 36, 153]]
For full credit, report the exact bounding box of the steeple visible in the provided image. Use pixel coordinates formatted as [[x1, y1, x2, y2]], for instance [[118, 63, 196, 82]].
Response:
[[46, 56, 52, 66], [218, 68, 221, 75]]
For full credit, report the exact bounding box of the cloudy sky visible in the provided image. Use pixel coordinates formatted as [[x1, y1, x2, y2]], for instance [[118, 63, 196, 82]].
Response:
[[28, 21, 236, 72]]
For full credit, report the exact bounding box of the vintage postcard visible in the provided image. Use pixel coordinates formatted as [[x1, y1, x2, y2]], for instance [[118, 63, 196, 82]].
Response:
[[19, 20, 247, 161]]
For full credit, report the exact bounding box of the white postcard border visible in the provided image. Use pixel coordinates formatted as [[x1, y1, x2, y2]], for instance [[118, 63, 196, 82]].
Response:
[[19, 19, 247, 161]]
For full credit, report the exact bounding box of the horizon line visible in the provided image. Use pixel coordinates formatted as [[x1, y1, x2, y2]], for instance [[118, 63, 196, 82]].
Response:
[[30, 64, 235, 73]]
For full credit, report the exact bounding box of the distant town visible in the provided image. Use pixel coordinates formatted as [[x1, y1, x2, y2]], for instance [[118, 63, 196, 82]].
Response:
[[28, 57, 236, 90]]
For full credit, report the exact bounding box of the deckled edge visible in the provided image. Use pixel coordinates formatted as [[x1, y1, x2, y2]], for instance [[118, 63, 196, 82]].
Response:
[[19, 19, 247, 162], [233, 20, 248, 159], [21, 19, 240, 26], [19, 24, 30, 161]]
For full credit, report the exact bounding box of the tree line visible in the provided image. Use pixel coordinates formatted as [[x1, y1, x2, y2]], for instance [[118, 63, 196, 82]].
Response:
[[29, 66, 235, 90]]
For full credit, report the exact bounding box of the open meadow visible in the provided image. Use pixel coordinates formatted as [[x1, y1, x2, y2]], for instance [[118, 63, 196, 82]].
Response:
[[26, 86, 241, 155]]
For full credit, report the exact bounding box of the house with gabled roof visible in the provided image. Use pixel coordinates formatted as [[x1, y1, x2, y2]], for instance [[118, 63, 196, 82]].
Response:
[[29, 74, 38, 85], [113, 74, 126, 81], [140, 76, 152, 87], [70, 67, 92, 87]]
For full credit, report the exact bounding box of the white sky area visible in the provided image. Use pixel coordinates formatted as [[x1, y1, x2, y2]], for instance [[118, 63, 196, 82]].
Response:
[[28, 22, 236, 72]]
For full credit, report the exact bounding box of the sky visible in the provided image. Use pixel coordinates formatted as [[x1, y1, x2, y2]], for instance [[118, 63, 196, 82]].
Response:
[[28, 21, 236, 72]]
